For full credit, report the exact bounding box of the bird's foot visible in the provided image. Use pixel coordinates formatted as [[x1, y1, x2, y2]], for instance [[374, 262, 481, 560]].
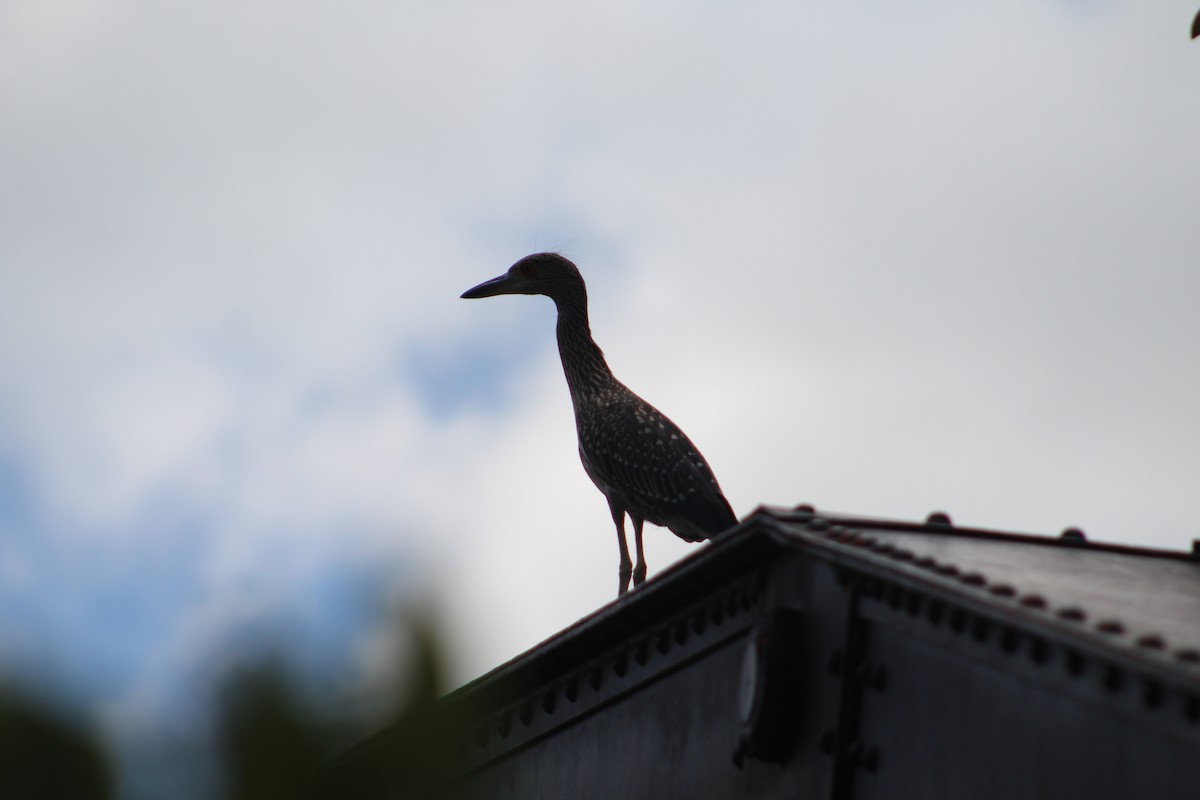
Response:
[[632, 563, 647, 587], [618, 565, 632, 596]]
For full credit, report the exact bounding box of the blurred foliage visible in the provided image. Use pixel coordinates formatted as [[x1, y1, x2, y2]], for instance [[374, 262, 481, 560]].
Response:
[[0, 611, 469, 799], [217, 667, 342, 800], [312, 616, 474, 800], [0, 692, 114, 800]]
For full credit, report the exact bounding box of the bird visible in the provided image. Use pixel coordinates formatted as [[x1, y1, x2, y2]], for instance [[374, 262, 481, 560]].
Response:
[[461, 252, 737, 596]]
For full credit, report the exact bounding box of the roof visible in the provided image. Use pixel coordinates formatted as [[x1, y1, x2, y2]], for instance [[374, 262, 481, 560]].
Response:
[[321, 505, 1200, 797], [803, 509, 1200, 665], [449, 505, 1200, 707]]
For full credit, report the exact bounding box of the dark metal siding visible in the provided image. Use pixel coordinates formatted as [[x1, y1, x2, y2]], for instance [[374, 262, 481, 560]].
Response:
[[457, 636, 756, 798], [855, 618, 1200, 799], [323, 509, 1200, 799]]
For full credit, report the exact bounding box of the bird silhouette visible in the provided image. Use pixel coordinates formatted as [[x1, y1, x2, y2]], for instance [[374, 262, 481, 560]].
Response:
[[462, 253, 737, 595]]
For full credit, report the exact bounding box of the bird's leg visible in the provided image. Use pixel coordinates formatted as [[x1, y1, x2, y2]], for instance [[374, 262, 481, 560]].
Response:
[[608, 498, 632, 595], [632, 516, 647, 587]]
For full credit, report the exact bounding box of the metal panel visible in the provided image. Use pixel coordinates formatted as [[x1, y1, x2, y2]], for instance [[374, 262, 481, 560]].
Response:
[[322, 507, 1200, 798], [854, 614, 1200, 799]]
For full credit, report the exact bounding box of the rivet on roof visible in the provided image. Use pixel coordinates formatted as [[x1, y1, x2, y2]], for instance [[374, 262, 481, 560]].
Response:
[[925, 511, 953, 527], [1057, 607, 1087, 622], [1060, 527, 1088, 544], [1177, 649, 1200, 665]]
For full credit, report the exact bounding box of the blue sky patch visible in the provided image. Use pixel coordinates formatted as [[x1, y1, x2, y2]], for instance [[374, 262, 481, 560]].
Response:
[[403, 305, 558, 420]]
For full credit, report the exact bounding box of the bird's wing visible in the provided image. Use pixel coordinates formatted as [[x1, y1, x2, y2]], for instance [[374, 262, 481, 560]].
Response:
[[582, 394, 736, 540]]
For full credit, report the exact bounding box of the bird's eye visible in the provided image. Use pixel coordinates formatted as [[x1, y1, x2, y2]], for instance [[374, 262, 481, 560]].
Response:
[[518, 262, 536, 278]]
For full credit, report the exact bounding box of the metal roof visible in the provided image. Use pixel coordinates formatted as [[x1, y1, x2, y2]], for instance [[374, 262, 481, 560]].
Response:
[[779, 507, 1200, 669], [321, 505, 1200, 797], [448, 504, 1200, 709]]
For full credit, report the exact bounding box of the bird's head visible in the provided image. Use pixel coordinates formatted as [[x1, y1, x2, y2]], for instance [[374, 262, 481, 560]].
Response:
[[461, 252, 585, 305]]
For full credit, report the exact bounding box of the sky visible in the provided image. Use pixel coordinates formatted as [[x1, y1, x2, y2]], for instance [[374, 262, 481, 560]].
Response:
[[2, 0, 1199, 792]]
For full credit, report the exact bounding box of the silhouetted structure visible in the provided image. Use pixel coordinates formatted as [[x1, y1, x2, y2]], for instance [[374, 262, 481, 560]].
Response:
[[461, 254, 736, 595], [322, 506, 1200, 799]]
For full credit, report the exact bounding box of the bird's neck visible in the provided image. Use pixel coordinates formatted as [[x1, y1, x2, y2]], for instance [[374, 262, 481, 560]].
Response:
[[554, 292, 613, 398]]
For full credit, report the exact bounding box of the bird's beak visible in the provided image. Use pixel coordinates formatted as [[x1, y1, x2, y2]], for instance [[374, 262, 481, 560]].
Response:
[[461, 273, 522, 299]]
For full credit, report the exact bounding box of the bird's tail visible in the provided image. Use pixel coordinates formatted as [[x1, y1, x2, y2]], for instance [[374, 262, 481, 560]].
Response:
[[678, 494, 738, 542]]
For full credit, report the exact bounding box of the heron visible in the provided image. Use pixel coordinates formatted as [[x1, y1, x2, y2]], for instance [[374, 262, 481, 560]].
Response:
[[462, 253, 737, 595]]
